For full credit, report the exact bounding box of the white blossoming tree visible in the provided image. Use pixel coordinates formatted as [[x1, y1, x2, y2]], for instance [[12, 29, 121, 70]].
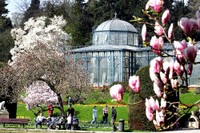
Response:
[[9, 16, 91, 116]]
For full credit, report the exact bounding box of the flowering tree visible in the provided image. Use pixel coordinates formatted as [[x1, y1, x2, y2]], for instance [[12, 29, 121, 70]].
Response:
[[9, 16, 91, 116], [21, 81, 58, 116], [110, 0, 200, 131]]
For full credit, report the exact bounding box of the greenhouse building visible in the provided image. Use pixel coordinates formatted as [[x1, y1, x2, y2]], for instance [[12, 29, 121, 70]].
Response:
[[72, 17, 200, 87]]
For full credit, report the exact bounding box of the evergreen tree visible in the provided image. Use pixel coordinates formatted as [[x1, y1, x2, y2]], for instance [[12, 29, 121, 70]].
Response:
[[0, 0, 8, 16], [23, 0, 41, 22], [0, 0, 13, 62], [68, 0, 93, 46], [89, 0, 146, 28]]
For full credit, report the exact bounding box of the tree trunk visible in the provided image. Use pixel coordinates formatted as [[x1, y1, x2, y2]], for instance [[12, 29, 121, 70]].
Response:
[[57, 93, 65, 116]]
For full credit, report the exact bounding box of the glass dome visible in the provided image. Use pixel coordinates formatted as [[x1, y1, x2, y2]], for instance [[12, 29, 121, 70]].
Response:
[[95, 18, 138, 32], [93, 18, 139, 46]]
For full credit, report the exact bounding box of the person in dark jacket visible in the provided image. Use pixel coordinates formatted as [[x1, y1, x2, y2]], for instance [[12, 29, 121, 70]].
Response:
[[111, 106, 117, 131]]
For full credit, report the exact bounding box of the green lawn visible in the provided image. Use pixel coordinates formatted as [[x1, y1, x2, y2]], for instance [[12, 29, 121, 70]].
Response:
[[180, 91, 200, 104], [17, 101, 129, 123]]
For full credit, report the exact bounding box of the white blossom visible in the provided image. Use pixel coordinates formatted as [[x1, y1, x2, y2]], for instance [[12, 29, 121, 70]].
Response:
[[9, 15, 72, 66]]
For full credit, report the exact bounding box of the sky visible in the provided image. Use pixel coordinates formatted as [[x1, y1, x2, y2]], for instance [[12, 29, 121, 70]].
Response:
[[6, 0, 45, 18], [6, 0, 31, 17]]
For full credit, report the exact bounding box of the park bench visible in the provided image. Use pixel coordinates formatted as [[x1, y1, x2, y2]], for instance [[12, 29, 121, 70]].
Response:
[[0, 118, 29, 128]]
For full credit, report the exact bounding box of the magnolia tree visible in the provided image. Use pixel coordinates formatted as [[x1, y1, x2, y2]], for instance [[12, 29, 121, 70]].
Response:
[[21, 81, 58, 116], [9, 16, 91, 116], [110, 0, 200, 131]]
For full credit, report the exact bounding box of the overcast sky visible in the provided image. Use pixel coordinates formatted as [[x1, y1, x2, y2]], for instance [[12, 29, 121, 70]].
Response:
[[6, 0, 47, 17]]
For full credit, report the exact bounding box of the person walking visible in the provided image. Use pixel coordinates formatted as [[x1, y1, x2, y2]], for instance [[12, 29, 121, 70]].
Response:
[[103, 105, 109, 124], [111, 106, 117, 131], [91, 106, 97, 124]]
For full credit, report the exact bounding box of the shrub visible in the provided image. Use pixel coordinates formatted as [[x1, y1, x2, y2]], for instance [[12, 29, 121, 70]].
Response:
[[128, 66, 155, 131]]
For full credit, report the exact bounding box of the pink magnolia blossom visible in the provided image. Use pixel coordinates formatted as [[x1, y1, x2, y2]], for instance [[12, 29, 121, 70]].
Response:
[[162, 9, 170, 25], [178, 17, 191, 35], [173, 61, 184, 76], [153, 82, 162, 97], [178, 18, 198, 35], [141, 24, 147, 42], [187, 64, 193, 75], [156, 110, 164, 126], [150, 36, 164, 55], [145, 98, 151, 109], [22, 81, 58, 109], [149, 67, 157, 82], [146, 0, 164, 13], [110, 84, 124, 102], [197, 18, 200, 30], [146, 108, 154, 121], [173, 40, 187, 52], [163, 59, 174, 79], [161, 98, 167, 108], [163, 93, 167, 99], [129, 75, 140, 93], [149, 96, 159, 111], [190, 19, 198, 33], [150, 57, 162, 73], [171, 79, 179, 89], [154, 22, 164, 36], [176, 53, 186, 64], [168, 23, 173, 39], [184, 43, 198, 63], [160, 71, 167, 84]]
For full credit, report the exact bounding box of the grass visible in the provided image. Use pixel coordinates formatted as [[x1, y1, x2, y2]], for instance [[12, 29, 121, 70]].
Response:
[[180, 90, 200, 104]]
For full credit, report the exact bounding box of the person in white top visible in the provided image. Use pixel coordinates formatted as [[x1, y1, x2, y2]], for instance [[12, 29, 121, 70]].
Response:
[[66, 114, 72, 130], [91, 106, 98, 124]]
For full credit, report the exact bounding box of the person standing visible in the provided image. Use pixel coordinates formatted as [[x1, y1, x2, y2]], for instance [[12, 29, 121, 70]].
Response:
[[103, 105, 108, 124], [67, 104, 75, 117], [111, 106, 117, 131], [47, 103, 54, 117], [91, 106, 98, 124]]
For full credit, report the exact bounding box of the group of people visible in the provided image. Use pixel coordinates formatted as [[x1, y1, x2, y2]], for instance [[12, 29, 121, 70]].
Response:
[[34, 100, 117, 131], [91, 105, 117, 131], [34, 103, 80, 130]]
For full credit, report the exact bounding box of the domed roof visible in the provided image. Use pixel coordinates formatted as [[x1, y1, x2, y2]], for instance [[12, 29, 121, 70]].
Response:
[[95, 18, 138, 32]]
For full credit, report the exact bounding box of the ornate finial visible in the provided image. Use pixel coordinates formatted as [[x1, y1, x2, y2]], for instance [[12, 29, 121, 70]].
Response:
[[114, 12, 117, 19]]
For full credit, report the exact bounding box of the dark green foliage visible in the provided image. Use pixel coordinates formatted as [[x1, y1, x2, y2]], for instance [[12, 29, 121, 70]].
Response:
[[135, 66, 155, 98], [128, 66, 155, 131], [23, 0, 41, 22], [68, 0, 93, 46], [90, 0, 146, 28], [0, 29, 14, 62], [0, 0, 13, 62], [0, 0, 8, 16]]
